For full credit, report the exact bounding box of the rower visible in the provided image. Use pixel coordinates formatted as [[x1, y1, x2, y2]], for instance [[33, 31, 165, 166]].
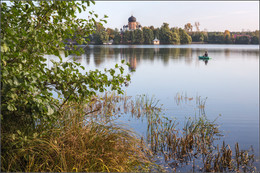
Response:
[[204, 51, 208, 57]]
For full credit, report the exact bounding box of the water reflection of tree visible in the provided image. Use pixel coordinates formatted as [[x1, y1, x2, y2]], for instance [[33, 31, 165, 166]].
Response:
[[224, 49, 230, 57], [92, 47, 106, 67], [234, 50, 259, 58], [163, 49, 172, 65], [157, 48, 192, 65], [142, 48, 154, 61], [84, 49, 91, 65], [86, 46, 209, 69], [180, 48, 193, 65], [113, 48, 121, 60], [179, 48, 192, 57]]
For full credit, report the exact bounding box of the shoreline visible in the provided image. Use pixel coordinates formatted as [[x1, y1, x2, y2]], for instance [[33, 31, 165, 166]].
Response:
[[84, 42, 259, 46]]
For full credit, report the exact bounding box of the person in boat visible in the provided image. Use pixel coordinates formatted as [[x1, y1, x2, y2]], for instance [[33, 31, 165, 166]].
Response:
[[204, 51, 208, 57]]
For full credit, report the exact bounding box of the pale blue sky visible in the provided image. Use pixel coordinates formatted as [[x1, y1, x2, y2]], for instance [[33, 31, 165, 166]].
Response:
[[79, 1, 259, 32]]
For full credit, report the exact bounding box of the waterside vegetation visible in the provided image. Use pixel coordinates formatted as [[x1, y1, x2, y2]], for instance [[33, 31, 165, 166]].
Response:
[[2, 93, 257, 172]]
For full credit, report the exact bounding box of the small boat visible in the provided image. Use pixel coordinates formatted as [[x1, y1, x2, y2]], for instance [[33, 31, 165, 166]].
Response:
[[198, 56, 211, 59]]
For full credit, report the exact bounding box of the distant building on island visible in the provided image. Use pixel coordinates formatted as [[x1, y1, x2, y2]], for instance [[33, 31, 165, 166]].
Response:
[[153, 37, 160, 45], [121, 15, 142, 32]]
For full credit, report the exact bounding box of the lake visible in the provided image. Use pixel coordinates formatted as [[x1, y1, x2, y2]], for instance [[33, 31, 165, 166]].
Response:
[[45, 44, 259, 169]]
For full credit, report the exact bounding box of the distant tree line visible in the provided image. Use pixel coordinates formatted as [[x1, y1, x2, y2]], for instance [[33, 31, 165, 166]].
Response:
[[189, 30, 259, 44], [184, 22, 259, 44], [90, 22, 192, 45], [90, 22, 259, 45]]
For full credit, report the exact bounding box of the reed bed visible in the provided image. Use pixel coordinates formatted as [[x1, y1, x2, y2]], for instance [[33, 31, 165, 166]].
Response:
[[1, 92, 257, 172], [81, 92, 257, 172], [145, 114, 256, 172]]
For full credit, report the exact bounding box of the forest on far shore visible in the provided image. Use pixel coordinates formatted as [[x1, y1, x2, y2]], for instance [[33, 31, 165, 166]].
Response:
[[89, 22, 259, 45]]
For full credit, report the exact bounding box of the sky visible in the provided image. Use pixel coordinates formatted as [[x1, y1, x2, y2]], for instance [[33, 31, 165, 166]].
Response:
[[78, 1, 259, 32]]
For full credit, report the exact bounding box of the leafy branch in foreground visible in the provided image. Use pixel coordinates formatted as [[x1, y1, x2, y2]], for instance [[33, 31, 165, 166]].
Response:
[[1, 1, 130, 133]]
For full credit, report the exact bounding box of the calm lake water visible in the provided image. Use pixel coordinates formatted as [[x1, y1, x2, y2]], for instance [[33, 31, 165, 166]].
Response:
[[46, 44, 259, 169]]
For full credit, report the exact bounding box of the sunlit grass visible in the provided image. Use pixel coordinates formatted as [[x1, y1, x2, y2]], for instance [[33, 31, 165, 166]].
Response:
[[1, 95, 159, 172]]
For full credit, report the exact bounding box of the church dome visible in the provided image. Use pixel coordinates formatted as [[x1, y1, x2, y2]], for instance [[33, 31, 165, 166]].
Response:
[[128, 15, 136, 22]]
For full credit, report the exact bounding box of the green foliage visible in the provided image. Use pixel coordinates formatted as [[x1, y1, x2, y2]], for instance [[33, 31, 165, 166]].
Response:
[[106, 27, 115, 40], [251, 36, 259, 44], [179, 28, 192, 44], [143, 27, 154, 44], [116, 23, 193, 45], [171, 32, 180, 44], [1, 1, 130, 133], [159, 23, 174, 44], [92, 23, 109, 44], [235, 35, 250, 44], [113, 31, 121, 44], [191, 32, 207, 42], [157, 23, 180, 44], [207, 32, 225, 44], [130, 31, 135, 44], [188, 30, 259, 44], [122, 30, 131, 43], [118, 23, 191, 45], [134, 29, 144, 44], [153, 28, 160, 40], [224, 35, 232, 44], [170, 27, 179, 34]]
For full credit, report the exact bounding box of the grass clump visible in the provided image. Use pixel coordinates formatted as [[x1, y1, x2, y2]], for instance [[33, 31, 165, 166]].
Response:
[[1, 99, 157, 172]]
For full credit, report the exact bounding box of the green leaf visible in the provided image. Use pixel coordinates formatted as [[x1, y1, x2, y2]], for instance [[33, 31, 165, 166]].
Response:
[[119, 67, 124, 74], [13, 76, 19, 86], [47, 105, 54, 115], [77, 7, 82, 13], [17, 130, 21, 135], [1, 43, 9, 52], [7, 104, 17, 111], [80, 66, 85, 70], [82, 5, 86, 11], [2, 60, 7, 66]]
